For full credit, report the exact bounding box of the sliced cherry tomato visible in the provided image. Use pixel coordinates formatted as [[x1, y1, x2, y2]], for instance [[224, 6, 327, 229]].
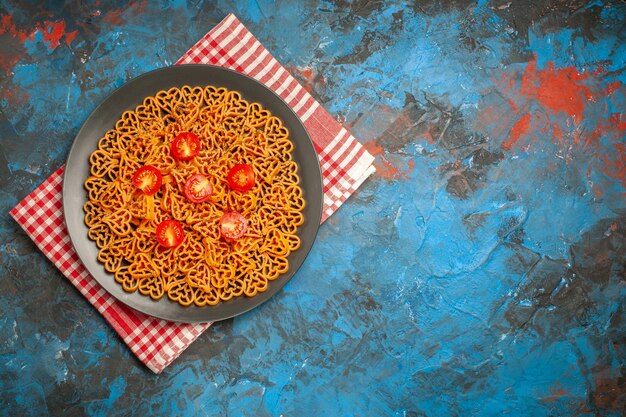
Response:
[[156, 220, 185, 248], [132, 165, 162, 195], [227, 164, 255, 192], [220, 212, 248, 240], [184, 174, 213, 203], [171, 131, 200, 161]]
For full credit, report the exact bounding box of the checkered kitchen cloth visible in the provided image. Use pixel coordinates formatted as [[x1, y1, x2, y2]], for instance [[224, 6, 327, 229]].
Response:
[[10, 13, 375, 373]]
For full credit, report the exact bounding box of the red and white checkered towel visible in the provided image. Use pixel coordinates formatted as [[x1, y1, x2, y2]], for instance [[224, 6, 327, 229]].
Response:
[[10, 14, 375, 373]]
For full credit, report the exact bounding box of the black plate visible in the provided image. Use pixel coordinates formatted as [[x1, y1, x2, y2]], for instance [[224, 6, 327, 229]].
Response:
[[63, 65, 323, 323]]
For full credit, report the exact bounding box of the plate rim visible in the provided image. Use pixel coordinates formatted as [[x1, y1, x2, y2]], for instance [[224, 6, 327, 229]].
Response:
[[62, 64, 323, 323]]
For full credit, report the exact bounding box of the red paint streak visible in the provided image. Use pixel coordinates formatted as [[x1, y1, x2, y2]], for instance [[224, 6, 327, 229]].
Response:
[[362, 141, 414, 180], [363, 141, 383, 157], [419, 132, 435, 143], [520, 57, 592, 121], [0, 14, 78, 50], [292, 65, 326, 93], [299, 67, 313, 80], [379, 159, 401, 179], [551, 124, 564, 140], [551, 124, 566, 145], [502, 113, 531, 150], [0, 15, 25, 73], [485, 62, 626, 194], [65, 29, 78, 46], [32, 20, 78, 49], [363, 141, 400, 179], [406, 160, 415, 177], [591, 62, 607, 76], [580, 112, 626, 186], [585, 113, 626, 148], [540, 387, 570, 403], [1, 15, 78, 76], [608, 113, 626, 131], [605, 80, 622, 96], [41, 20, 66, 49], [0, 14, 30, 41]]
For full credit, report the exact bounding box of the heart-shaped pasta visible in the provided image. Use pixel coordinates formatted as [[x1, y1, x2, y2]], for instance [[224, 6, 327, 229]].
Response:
[[97, 247, 123, 273], [114, 266, 139, 293], [192, 286, 220, 307], [84, 85, 305, 307], [138, 274, 165, 300], [102, 208, 134, 237]]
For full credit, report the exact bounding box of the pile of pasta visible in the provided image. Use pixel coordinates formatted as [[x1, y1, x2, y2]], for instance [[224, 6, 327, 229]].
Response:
[[83, 85, 305, 307]]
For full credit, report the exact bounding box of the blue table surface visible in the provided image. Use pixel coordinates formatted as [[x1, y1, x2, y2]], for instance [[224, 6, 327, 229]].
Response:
[[1, 1, 625, 416]]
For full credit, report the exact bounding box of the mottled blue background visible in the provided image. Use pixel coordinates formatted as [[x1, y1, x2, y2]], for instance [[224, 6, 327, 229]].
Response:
[[1, 1, 625, 416]]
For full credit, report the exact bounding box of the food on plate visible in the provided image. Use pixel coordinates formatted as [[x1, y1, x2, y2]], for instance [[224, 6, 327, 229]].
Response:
[[84, 85, 305, 307]]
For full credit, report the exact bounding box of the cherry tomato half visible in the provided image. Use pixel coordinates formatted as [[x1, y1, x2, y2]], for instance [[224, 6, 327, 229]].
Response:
[[220, 212, 248, 240], [155, 220, 185, 248], [184, 174, 213, 203], [227, 164, 255, 192], [132, 165, 162, 195], [171, 131, 200, 161]]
